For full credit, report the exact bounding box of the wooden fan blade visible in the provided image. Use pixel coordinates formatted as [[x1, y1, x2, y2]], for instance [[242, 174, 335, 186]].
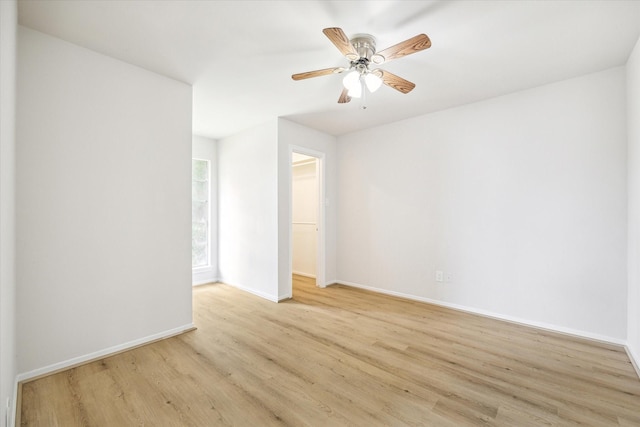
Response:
[[292, 67, 344, 81], [376, 69, 416, 94], [371, 34, 431, 65], [338, 88, 351, 104], [323, 27, 359, 60]]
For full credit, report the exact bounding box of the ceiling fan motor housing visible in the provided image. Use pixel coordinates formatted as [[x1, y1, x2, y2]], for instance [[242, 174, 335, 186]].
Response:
[[350, 34, 378, 74], [351, 34, 376, 60]]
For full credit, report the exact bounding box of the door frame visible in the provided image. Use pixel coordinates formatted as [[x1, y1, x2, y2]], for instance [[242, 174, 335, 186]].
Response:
[[289, 145, 326, 290]]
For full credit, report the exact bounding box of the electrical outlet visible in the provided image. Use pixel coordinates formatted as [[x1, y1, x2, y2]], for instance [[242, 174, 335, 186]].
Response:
[[445, 273, 453, 283], [435, 270, 443, 282]]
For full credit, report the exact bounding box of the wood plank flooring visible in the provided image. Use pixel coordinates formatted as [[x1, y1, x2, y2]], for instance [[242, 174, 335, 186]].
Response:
[[20, 276, 640, 426]]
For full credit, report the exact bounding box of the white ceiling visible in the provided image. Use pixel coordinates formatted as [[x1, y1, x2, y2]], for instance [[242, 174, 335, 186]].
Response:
[[17, 0, 640, 140]]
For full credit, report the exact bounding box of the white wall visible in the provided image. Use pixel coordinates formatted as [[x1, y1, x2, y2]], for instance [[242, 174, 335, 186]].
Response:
[[192, 135, 218, 285], [0, 1, 17, 425], [216, 119, 336, 301], [628, 36, 640, 368], [337, 67, 627, 342], [292, 161, 317, 277], [217, 120, 280, 301], [16, 27, 193, 376], [278, 118, 337, 298]]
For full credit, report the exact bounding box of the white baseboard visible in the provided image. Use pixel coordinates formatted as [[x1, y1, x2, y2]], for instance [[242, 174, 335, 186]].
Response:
[[16, 323, 195, 383], [192, 268, 217, 286], [336, 280, 626, 346], [626, 345, 640, 380], [192, 278, 219, 287], [10, 378, 18, 427], [221, 281, 279, 303], [292, 271, 316, 279], [278, 292, 292, 301]]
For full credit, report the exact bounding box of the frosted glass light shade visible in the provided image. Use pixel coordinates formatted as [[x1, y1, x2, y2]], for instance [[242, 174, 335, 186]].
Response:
[[343, 71, 360, 91], [343, 70, 362, 98], [347, 82, 362, 98], [365, 73, 382, 92]]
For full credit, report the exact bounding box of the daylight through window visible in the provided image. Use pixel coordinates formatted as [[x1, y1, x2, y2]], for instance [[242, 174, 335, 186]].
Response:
[[192, 159, 209, 268]]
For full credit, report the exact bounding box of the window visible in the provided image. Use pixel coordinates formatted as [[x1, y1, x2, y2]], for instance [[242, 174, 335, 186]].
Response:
[[192, 159, 209, 268]]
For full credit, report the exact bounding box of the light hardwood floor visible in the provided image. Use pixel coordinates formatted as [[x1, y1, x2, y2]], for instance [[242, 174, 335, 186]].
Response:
[[20, 276, 640, 426]]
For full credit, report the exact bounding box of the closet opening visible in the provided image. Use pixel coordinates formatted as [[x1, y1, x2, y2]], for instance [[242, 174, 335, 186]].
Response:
[[289, 147, 325, 296]]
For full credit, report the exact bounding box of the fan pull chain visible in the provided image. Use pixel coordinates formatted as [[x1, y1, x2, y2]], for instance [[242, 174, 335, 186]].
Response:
[[360, 75, 367, 110]]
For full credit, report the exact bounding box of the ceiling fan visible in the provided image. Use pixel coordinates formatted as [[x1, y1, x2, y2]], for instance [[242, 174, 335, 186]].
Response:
[[292, 28, 431, 107]]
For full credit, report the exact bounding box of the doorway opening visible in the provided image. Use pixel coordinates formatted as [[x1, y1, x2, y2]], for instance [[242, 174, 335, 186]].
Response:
[[290, 147, 325, 296]]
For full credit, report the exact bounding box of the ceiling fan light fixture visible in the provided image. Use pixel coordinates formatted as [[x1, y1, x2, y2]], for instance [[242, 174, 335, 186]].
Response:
[[343, 70, 360, 92], [347, 80, 362, 98], [365, 72, 382, 92]]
